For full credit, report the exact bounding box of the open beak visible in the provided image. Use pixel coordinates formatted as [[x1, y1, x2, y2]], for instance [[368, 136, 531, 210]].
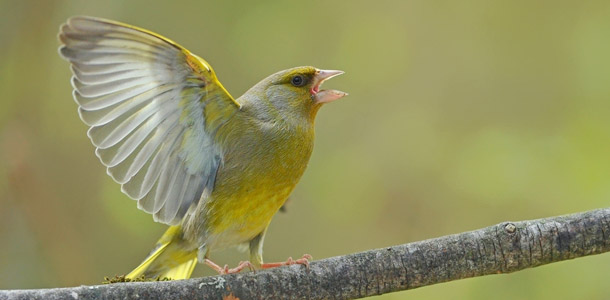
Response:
[[311, 69, 348, 104]]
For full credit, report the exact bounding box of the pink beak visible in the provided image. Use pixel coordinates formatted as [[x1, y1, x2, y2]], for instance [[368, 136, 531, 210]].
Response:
[[311, 69, 348, 104]]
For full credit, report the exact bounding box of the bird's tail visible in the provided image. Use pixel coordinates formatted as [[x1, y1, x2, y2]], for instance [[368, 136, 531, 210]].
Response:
[[126, 226, 198, 280]]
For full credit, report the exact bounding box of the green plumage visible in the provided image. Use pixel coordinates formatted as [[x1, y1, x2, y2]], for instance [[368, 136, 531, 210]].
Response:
[[58, 16, 346, 279]]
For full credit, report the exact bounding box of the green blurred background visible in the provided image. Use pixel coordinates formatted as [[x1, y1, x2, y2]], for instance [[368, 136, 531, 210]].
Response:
[[2, 0, 610, 298]]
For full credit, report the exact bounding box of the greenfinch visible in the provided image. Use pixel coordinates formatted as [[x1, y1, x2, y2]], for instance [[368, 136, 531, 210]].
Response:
[[58, 16, 347, 279]]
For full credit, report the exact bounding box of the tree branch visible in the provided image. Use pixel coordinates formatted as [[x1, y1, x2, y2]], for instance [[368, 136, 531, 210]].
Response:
[[3, 208, 610, 300]]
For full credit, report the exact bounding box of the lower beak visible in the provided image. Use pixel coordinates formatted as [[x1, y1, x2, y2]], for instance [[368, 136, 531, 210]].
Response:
[[312, 69, 348, 104]]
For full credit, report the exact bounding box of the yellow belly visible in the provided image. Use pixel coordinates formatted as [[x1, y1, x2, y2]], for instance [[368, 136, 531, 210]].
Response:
[[182, 110, 315, 251], [203, 184, 293, 249]]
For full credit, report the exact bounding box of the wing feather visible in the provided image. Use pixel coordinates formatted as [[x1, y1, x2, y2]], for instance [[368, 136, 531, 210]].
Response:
[[72, 67, 149, 85], [78, 85, 175, 126], [59, 16, 238, 225], [74, 83, 159, 110], [105, 112, 179, 183]]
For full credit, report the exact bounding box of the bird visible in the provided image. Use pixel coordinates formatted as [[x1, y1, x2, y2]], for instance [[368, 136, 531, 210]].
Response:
[[57, 16, 347, 280]]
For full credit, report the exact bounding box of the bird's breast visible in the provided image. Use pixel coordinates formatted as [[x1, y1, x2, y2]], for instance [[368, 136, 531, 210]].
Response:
[[188, 116, 315, 248]]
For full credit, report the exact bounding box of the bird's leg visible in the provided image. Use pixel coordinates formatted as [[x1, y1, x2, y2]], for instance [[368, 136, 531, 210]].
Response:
[[248, 228, 312, 270], [204, 259, 254, 275], [260, 254, 313, 269], [199, 245, 253, 274]]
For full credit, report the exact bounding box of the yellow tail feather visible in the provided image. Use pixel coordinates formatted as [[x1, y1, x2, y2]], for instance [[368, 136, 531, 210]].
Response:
[[126, 226, 197, 280]]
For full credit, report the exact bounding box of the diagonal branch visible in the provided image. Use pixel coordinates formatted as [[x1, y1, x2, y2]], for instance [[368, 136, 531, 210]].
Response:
[[3, 208, 610, 300]]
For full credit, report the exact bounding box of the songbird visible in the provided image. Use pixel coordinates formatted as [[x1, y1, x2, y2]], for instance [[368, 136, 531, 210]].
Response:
[[58, 16, 347, 279]]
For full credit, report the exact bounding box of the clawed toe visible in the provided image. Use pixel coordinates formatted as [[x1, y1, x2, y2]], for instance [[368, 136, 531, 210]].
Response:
[[205, 254, 313, 274], [205, 259, 254, 275], [260, 254, 313, 270]]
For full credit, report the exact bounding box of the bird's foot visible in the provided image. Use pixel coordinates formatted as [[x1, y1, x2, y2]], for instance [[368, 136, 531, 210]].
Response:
[[261, 254, 313, 270], [204, 259, 254, 275]]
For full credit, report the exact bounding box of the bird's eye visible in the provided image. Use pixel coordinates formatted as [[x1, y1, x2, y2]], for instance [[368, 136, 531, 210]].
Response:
[[291, 75, 306, 87]]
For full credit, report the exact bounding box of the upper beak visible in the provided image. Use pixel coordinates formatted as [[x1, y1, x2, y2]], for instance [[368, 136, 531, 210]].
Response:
[[312, 69, 348, 104]]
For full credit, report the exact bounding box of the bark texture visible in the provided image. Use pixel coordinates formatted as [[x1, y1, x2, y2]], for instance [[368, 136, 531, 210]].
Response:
[[2, 208, 609, 300]]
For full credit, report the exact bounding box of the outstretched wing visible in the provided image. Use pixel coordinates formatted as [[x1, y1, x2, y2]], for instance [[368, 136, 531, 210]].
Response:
[[59, 16, 239, 225]]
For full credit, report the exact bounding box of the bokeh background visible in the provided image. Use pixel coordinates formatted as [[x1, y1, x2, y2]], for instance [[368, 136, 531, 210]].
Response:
[[2, 1, 610, 298]]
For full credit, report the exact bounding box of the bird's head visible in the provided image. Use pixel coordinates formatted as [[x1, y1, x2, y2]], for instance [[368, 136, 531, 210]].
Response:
[[244, 66, 347, 123]]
